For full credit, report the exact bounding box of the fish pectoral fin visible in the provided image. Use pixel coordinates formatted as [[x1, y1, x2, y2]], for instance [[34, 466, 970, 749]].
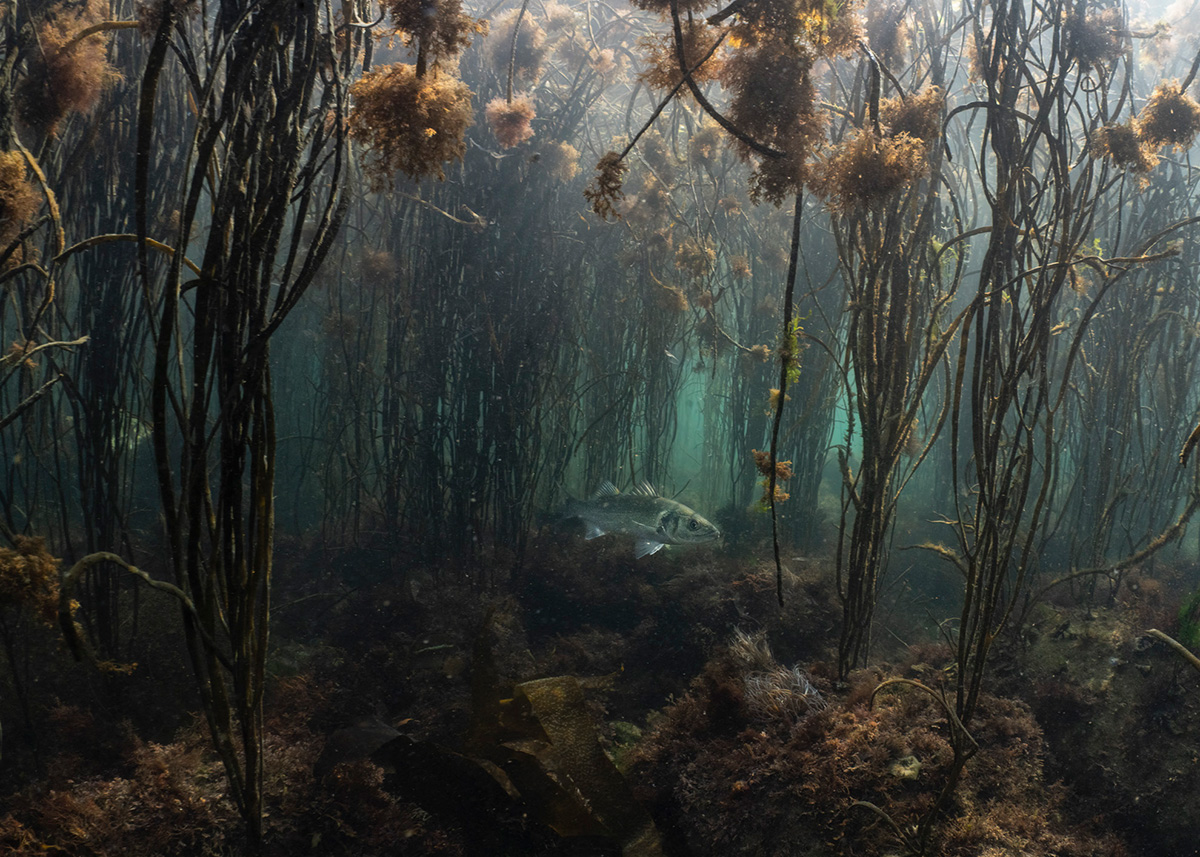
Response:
[[634, 539, 666, 559], [584, 523, 607, 540]]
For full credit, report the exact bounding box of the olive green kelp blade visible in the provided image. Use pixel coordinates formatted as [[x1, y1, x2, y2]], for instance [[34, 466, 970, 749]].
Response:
[[503, 676, 662, 857]]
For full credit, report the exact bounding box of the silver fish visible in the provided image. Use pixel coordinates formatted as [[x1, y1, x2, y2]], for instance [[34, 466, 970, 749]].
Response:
[[564, 480, 721, 558]]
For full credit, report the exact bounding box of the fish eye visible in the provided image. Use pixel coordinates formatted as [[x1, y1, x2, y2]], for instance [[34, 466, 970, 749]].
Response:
[[688, 519, 699, 530]]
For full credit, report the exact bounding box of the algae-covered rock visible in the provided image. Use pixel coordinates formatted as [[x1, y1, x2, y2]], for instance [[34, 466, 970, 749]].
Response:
[[1016, 605, 1200, 853], [509, 676, 662, 856], [888, 754, 921, 780]]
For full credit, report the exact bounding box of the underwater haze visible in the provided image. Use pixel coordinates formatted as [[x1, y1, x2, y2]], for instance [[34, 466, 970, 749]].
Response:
[[1, 0, 1200, 853]]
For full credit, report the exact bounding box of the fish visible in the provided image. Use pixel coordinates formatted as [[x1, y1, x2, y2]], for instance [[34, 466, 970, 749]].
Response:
[[563, 480, 721, 558]]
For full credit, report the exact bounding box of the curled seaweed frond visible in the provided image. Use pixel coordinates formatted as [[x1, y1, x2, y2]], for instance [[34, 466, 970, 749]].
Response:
[[584, 151, 629, 221]]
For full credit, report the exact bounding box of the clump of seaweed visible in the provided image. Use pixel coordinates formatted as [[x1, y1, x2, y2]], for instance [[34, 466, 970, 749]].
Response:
[[655, 283, 689, 313], [628, 0, 711, 15], [584, 151, 628, 220], [640, 133, 675, 184], [590, 47, 618, 77], [488, 9, 549, 86], [360, 248, 397, 290], [135, 0, 197, 38], [0, 151, 38, 256], [1138, 20, 1173, 68], [0, 676, 458, 855], [1091, 120, 1158, 174], [1064, 5, 1126, 73], [865, 0, 909, 67], [724, 0, 860, 49], [0, 723, 236, 857], [645, 227, 672, 256], [348, 63, 473, 186], [537, 140, 579, 182], [628, 657, 1125, 856], [542, 1, 576, 33], [1136, 81, 1200, 150], [381, 0, 479, 62], [16, 0, 120, 137], [721, 44, 825, 204], [675, 236, 716, 279], [882, 85, 945, 146], [638, 20, 723, 92], [1090, 81, 1200, 178], [626, 174, 669, 227], [752, 448, 793, 504], [688, 121, 723, 169], [0, 536, 63, 627], [485, 94, 536, 148], [714, 197, 740, 225], [810, 128, 931, 213]]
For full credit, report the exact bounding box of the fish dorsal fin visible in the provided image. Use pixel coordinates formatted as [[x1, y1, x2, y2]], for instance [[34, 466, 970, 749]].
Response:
[[631, 480, 659, 498], [593, 480, 620, 498]]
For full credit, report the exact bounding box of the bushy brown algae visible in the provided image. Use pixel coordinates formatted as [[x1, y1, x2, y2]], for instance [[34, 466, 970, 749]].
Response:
[[1091, 121, 1158, 174], [0, 151, 39, 258], [810, 129, 932, 214], [585, 151, 629, 220], [348, 64, 474, 187], [15, 0, 119, 137], [487, 8, 550, 85], [0, 676, 466, 856], [484, 94, 537, 148], [382, 0, 479, 62], [627, 642, 1126, 857], [0, 535, 64, 627], [1064, 6, 1126, 74], [637, 20, 724, 92], [1136, 81, 1200, 150]]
